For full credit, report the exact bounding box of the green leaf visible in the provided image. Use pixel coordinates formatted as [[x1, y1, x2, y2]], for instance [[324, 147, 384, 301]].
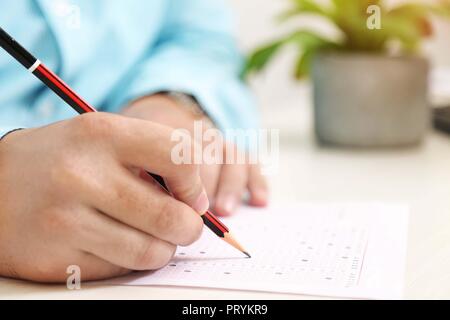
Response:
[[381, 16, 422, 52], [243, 30, 339, 80], [242, 41, 284, 78], [293, 35, 341, 79], [294, 48, 315, 79], [290, 31, 341, 79], [288, 30, 333, 48], [332, 0, 370, 46]]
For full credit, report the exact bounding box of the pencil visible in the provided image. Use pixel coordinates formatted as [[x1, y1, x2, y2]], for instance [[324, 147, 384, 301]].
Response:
[[0, 26, 250, 258]]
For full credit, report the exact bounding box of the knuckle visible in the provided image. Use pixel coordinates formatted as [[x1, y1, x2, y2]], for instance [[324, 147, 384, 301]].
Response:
[[39, 207, 76, 235], [133, 239, 176, 270], [184, 158, 200, 176], [191, 139, 203, 162], [48, 156, 98, 195], [133, 240, 156, 270], [168, 162, 199, 183], [71, 112, 118, 140], [49, 156, 77, 187], [175, 180, 199, 201], [152, 244, 177, 269], [156, 200, 203, 246], [169, 132, 200, 172], [155, 200, 180, 235]]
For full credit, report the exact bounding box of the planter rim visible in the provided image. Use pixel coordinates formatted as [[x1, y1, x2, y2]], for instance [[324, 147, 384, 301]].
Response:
[[315, 50, 428, 63]]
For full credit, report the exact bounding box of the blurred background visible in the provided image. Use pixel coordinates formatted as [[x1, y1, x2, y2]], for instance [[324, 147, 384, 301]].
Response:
[[228, 0, 450, 137], [226, 3, 450, 297]]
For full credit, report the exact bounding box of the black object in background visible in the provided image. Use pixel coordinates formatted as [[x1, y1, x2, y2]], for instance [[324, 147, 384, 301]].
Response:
[[433, 106, 450, 134]]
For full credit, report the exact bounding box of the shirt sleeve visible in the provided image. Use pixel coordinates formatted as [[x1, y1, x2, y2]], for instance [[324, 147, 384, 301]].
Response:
[[108, 0, 259, 133]]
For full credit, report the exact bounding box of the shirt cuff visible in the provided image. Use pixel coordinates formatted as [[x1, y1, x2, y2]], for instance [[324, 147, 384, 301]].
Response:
[[0, 127, 25, 141]]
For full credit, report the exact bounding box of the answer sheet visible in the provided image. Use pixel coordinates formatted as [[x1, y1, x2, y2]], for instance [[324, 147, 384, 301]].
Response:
[[110, 204, 409, 299]]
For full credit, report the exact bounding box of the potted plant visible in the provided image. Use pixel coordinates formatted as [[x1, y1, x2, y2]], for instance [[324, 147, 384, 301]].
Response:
[[244, 0, 450, 147]]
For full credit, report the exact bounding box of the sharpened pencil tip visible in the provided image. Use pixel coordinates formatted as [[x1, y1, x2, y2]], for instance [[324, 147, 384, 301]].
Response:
[[222, 233, 251, 258]]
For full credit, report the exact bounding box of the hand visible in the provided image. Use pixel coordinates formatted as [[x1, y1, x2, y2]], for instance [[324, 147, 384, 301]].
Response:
[[0, 112, 208, 282], [122, 95, 269, 216]]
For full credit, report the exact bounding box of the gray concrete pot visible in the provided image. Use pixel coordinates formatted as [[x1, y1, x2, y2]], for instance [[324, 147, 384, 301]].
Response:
[[311, 52, 430, 147]]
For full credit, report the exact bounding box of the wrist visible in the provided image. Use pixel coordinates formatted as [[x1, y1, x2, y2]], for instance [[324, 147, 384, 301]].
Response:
[[123, 94, 215, 132]]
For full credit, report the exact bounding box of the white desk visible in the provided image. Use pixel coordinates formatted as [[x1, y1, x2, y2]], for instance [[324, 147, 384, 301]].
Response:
[[2, 121, 450, 299]]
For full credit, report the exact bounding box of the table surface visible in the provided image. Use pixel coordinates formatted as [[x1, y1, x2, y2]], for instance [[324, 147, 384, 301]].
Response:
[[2, 95, 450, 299]]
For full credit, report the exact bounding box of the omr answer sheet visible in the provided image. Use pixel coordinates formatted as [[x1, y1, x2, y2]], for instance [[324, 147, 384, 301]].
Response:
[[110, 203, 409, 299]]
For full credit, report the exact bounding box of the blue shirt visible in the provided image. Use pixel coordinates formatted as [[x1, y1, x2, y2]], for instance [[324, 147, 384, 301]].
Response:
[[0, 0, 257, 138]]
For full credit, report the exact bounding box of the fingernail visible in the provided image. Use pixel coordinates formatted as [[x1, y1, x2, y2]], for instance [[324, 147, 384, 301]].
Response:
[[193, 190, 210, 214], [220, 195, 237, 215]]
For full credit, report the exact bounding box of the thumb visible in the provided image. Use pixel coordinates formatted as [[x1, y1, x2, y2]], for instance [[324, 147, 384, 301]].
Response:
[[162, 128, 209, 214], [165, 164, 210, 215]]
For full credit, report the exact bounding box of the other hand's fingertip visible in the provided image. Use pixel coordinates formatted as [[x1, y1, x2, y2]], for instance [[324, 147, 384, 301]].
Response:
[[249, 189, 269, 207], [214, 194, 238, 216]]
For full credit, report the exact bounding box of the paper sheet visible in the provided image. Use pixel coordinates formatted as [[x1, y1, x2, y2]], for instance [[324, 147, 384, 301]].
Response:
[[110, 203, 409, 299]]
